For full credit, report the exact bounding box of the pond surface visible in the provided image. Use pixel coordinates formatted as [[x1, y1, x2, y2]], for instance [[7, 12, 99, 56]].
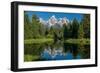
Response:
[[24, 41, 90, 62]]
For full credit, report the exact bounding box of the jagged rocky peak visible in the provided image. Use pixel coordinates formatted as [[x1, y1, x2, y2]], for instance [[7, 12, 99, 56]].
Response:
[[62, 17, 69, 25], [39, 18, 46, 25], [39, 15, 69, 27], [49, 15, 57, 25]]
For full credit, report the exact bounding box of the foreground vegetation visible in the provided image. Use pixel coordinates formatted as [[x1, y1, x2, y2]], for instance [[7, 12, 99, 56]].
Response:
[[24, 38, 53, 44], [24, 55, 39, 61], [25, 38, 90, 45], [65, 38, 90, 45]]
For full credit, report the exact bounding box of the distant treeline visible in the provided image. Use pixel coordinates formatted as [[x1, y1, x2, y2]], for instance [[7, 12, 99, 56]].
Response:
[[24, 12, 90, 40]]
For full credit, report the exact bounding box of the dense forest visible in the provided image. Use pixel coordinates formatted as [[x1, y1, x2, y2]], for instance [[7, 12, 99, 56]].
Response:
[[24, 12, 90, 44]]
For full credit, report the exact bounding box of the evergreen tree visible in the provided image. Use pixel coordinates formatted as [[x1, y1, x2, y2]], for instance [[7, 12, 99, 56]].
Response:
[[82, 14, 90, 38], [49, 26, 54, 35], [31, 15, 41, 38], [24, 13, 33, 39], [67, 22, 72, 38], [39, 23, 46, 37], [71, 18, 79, 38], [63, 24, 69, 39], [78, 24, 84, 39]]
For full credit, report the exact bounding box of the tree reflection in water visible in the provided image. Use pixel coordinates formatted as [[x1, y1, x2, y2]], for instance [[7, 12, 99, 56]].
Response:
[[24, 41, 90, 62]]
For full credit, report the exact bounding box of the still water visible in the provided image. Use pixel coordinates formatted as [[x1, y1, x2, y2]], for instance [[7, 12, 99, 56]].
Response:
[[24, 42, 90, 62]]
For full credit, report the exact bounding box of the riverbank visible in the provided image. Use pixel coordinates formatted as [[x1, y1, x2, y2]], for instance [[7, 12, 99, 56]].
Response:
[[24, 38, 90, 45], [65, 38, 90, 45], [24, 38, 53, 44]]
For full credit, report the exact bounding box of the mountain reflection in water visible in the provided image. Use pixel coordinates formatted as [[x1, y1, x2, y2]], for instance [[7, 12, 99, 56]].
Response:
[[41, 46, 81, 60], [24, 41, 90, 62]]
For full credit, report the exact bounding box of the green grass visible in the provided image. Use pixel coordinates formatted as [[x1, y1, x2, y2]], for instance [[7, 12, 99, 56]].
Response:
[[24, 38, 53, 44], [65, 38, 90, 45], [24, 38, 90, 45], [24, 55, 39, 62], [24, 55, 33, 61]]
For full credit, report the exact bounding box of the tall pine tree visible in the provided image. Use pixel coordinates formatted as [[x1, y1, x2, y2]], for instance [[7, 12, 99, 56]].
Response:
[[82, 14, 90, 38], [71, 18, 79, 38], [78, 24, 84, 39], [24, 13, 33, 39]]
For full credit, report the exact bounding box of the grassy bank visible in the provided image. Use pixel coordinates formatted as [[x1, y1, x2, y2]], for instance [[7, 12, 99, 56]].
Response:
[[24, 38, 53, 44], [65, 38, 90, 45], [24, 55, 39, 62], [25, 38, 90, 45]]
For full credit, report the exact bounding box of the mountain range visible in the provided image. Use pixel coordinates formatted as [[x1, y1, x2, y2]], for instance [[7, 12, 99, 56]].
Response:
[[39, 15, 69, 29]]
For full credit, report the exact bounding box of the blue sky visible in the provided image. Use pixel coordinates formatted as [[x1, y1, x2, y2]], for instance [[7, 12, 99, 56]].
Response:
[[25, 11, 83, 22]]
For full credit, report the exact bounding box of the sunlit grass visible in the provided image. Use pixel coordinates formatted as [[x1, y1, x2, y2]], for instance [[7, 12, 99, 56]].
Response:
[[24, 38, 90, 45], [65, 38, 90, 45], [24, 38, 53, 44], [24, 55, 40, 62]]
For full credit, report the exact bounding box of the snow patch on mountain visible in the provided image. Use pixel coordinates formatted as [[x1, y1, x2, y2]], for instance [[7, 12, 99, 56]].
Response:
[[39, 15, 69, 28]]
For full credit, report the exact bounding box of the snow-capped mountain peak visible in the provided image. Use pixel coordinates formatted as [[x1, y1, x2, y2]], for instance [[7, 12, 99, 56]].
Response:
[[39, 15, 69, 28], [39, 18, 45, 24], [48, 15, 57, 26]]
